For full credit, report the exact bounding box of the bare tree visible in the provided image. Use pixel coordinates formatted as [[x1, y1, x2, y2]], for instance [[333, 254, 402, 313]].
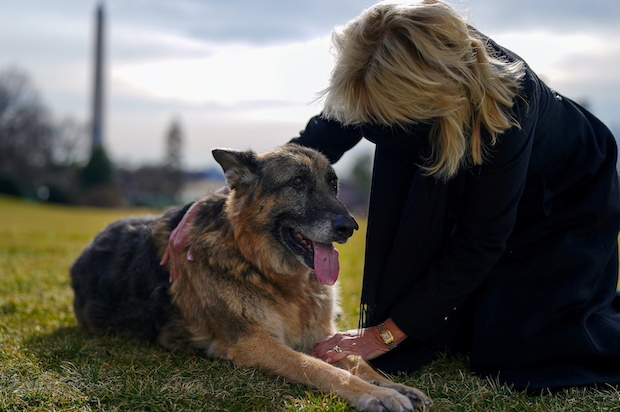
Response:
[[0, 66, 89, 201], [116, 118, 185, 206], [165, 117, 183, 171], [0, 67, 54, 184], [162, 117, 184, 203], [53, 117, 88, 167]]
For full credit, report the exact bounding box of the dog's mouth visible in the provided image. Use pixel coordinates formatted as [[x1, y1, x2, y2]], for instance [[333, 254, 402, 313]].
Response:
[[283, 228, 340, 286]]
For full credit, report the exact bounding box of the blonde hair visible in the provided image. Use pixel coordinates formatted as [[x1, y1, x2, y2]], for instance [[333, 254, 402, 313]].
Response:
[[320, 0, 525, 179]]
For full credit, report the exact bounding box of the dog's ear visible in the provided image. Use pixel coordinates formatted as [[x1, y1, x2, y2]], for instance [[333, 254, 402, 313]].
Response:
[[212, 148, 258, 189]]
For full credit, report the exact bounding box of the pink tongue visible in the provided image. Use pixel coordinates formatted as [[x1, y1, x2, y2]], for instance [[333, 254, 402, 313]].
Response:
[[313, 242, 340, 286]]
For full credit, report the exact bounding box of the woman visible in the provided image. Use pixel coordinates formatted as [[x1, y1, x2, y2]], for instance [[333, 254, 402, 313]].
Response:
[[165, 0, 620, 390], [296, 0, 620, 390]]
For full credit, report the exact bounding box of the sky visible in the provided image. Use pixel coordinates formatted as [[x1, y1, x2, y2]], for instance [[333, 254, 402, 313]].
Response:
[[1, 0, 619, 173]]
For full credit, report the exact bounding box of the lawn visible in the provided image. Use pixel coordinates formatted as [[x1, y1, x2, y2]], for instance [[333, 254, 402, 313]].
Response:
[[0, 195, 618, 411]]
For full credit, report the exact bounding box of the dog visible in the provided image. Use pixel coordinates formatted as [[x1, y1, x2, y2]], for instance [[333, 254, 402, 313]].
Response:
[[70, 144, 432, 412]]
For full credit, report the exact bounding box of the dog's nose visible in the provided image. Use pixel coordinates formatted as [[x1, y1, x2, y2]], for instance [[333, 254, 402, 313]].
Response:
[[332, 215, 359, 238]]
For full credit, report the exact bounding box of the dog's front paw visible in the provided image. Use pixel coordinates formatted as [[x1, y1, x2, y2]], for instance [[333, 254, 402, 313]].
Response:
[[372, 382, 433, 412], [355, 386, 417, 412]]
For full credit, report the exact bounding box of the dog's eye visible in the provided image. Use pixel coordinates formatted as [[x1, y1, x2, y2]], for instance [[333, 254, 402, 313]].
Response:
[[330, 179, 338, 193], [290, 176, 305, 188]]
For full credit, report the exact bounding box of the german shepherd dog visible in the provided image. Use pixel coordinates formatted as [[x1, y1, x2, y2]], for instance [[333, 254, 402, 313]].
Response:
[[71, 144, 431, 411]]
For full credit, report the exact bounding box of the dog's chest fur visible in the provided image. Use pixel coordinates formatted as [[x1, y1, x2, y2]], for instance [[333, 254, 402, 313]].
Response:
[[157, 198, 339, 357], [168, 262, 338, 357]]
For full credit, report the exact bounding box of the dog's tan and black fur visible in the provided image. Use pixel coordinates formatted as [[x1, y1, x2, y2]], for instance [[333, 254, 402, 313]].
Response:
[[71, 144, 431, 411]]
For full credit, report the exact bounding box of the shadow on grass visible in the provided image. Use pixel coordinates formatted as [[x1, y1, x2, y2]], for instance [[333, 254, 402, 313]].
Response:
[[21, 326, 326, 411], [25, 325, 185, 369]]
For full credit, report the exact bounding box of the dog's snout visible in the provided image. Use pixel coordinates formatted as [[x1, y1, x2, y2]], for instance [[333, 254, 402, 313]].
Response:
[[332, 215, 359, 238]]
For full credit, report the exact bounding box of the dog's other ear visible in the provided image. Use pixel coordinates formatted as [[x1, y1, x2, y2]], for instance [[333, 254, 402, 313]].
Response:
[[212, 148, 258, 189]]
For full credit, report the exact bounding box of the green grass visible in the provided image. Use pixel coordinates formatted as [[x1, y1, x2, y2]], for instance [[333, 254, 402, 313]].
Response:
[[1, 194, 619, 411]]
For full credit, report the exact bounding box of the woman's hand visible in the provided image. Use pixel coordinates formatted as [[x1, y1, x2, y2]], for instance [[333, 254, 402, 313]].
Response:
[[311, 327, 389, 363], [311, 319, 407, 364]]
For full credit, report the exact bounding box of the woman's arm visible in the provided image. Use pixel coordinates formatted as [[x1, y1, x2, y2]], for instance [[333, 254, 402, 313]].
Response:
[[290, 115, 363, 163]]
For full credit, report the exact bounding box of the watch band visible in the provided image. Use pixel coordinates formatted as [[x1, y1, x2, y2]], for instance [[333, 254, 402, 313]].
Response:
[[377, 322, 397, 350]]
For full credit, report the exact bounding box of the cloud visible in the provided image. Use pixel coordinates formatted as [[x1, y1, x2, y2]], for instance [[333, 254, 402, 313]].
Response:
[[112, 38, 334, 105], [464, 0, 620, 35], [108, 0, 370, 45]]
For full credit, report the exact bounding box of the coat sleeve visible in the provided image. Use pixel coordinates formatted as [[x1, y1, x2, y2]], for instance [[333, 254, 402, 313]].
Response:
[[289, 115, 363, 163], [389, 75, 541, 340]]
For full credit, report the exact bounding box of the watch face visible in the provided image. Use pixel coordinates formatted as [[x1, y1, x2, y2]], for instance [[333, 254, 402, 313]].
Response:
[[381, 331, 392, 342]]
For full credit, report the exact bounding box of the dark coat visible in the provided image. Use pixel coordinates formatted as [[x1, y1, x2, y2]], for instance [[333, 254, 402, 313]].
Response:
[[290, 40, 620, 390]]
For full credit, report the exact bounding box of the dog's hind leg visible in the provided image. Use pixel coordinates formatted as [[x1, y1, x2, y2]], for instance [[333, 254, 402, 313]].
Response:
[[228, 333, 429, 412]]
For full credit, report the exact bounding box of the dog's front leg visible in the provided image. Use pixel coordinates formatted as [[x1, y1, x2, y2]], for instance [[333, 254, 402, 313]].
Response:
[[337, 356, 432, 410], [228, 333, 428, 412]]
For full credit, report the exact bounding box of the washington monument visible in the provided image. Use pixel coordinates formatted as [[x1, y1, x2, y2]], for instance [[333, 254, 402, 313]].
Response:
[[91, 3, 105, 149]]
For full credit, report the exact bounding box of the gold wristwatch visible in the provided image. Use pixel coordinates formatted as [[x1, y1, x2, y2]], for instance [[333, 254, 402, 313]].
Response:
[[377, 322, 397, 350]]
